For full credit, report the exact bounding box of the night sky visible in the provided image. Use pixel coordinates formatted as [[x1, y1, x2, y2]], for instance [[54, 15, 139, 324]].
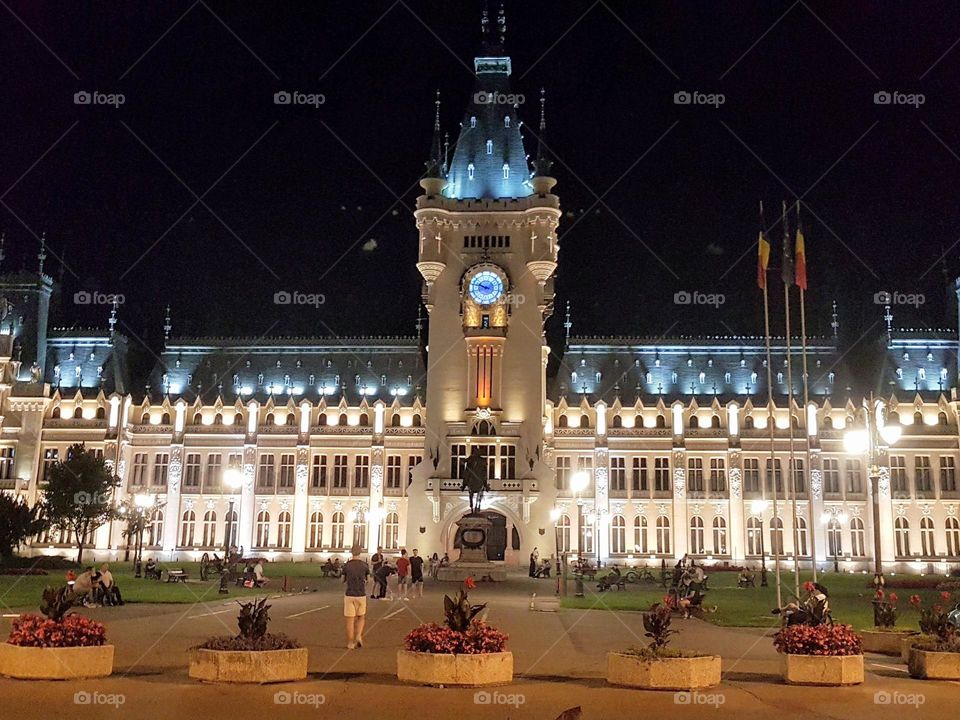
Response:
[[2, 1, 959, 367]]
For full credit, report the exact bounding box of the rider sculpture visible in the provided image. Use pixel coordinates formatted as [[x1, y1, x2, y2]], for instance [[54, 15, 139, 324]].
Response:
[[461, 447, 490, 515]]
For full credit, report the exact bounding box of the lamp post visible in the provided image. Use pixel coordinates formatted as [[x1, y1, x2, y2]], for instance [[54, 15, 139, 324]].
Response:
[[368, 504, 385, 551], [133, 493, 153, 574], [571, 471, 589, 597], [550, 507, 563, 596], [223, 466, 243, 557], [751, 499, 770, 587], [844, 393, 900, 589], [821, 510, 849, 573]]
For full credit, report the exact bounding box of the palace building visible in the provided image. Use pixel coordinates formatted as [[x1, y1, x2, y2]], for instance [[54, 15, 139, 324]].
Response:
[[3, 13, 960, 574]]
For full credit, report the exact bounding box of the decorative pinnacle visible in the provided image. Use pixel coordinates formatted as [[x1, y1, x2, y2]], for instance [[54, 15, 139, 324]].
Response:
[[37, 232, 47, 276], [434, 89, 441, 131], [164, 303, 172, 342], [539, 88, 546, 132], [497, 3, 506, 46]]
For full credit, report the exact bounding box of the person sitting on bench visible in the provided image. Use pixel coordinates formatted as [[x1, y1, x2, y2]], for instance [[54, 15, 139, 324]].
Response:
[[144, 558, 161, 580], [253, 560, 269, 587], [72, 567, 102, 607], [97, 563, 124, 606]]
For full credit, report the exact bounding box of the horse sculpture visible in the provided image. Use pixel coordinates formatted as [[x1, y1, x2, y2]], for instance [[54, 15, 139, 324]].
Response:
[[460, 447, 490, 515]]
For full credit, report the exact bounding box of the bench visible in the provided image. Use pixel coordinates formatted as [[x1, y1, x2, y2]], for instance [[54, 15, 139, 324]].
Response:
[[597, 574, 627, 592], [165, 569, 189, 583]]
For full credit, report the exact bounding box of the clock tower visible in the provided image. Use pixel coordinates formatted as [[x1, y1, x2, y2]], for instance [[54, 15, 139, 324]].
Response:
[[407, 7, 561, 564]]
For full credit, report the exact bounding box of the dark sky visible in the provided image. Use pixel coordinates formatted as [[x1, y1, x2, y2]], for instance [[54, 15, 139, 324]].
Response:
[[2, 1, 959, 361]]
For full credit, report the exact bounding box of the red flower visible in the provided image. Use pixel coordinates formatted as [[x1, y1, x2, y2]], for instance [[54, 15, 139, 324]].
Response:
[[875, 589, 884, 600], [464, 577, 477, 590], [941, 591, 952, 602], [909, 594, 922, 606], [804, 581, 816, 593], [889, 593, 898, 603]]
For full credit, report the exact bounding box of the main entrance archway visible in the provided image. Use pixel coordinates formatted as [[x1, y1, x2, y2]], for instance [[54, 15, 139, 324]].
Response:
[[453, 510, 508, 561]]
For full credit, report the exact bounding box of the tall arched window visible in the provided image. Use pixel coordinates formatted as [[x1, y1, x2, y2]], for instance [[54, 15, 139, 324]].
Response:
[[224, 510, 238, 549], [746, 516, 761, 556], [352, 515, 366, 549], [557, 514, 571, 552], [610, 515, 626, 554], [202, 510, 217, 547], [383, 512, 400, 550], [611, 414, 622, 428], [770, 516, 784, 556], [557, 415, 568, 428], [850, 517, 865, 556], [826, 518, 842, 558], [180, 510, 196, 547], [277, 511, 292, 548], [689, 516, 705, 554], [946, 516, 960, 557], [255, 511, 270, 548], [712, 516, 727, 555], [895, 517, 910, 556], [656, 414, 666, 429], [391, 413, 401, 427], [633, 515, 647, 553], [412, 413, 422, 427], [331, 511, 345, 549], [656, 516, 671, 554], [338, 413, 348, 426], [308, 511, 323, 549], [920, 517, 935, 556], [149, 510, 164, 547], [795, 516, 808, 556]]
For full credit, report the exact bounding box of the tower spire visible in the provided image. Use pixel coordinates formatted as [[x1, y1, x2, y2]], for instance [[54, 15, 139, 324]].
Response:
[[884, 299, 893, 346], [564, 300, 572, 348], [830, 300, 839, 339], [532, 88, 554, 178], [424, 90, 444, 180], [164, 303, 172, 342], [0, 233, 5, 274], [108, 296, 118, 338], [415, 303, 423, 343], [37, 232, 47, 276]]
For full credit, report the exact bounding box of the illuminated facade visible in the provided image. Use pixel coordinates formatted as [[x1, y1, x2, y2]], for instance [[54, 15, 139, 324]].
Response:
[[1, 15, 959, 573]]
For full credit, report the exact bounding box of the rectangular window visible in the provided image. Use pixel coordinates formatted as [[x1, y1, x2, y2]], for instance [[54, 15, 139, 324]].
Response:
[[556, 456, 571, 490], [41, 448, 59, 483], [205, 453, 222, 491], [765, 458, 782, 494], [354, 455, 370, 489], [333, 455, 348, 488], [386, 455, 402, 488], [940, 456, 957, 492], [610, 457, 626, 491], [743, 458, 760, 493], [687, 458, 704, 493], [278, 453, 295, 489], [654, 457, 670, 493], [407, 455, 421, 488], [499, 445, 516, 480], [311, 455, 327, 488], [916, 456, 932, 492], [709, 458, 726, 493], [450, 444, 466, 480], [0, 447, 15, 480], [845, 458, 863, 493], [153, 453, 169, 487], [791, 458, 805, 494], [632, 457, 647, 492], [890, 455, 907, 493], [184, 453, 201, 487], [131, 452, 148, 486], [257, 455, 275, 490], [823, 458, 840, 494]]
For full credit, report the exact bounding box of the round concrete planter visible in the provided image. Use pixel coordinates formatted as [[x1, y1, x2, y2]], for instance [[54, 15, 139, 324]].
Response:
[[0, 643, 114, 680], [397, 650, 513, 687], [606, 652, 721, 690], [907, 648, 960, 680], [780, 654, 864, 686], [189, 647, 308, 683], [859, 629, 918, 656]]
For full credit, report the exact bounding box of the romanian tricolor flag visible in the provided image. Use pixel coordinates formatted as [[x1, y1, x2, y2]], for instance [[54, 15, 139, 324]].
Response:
[[757, 203, 771, 289], [795, 203, 808, 291]]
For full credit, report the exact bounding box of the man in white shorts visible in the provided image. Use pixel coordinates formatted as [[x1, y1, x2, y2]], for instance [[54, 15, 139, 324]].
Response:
[[342, 546, 369, 649]]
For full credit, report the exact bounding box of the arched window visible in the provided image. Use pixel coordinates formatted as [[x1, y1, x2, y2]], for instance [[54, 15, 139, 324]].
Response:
[[656, 516, 671, 554], [689, 415, 699, 429], [795, 516, 808, 556], [202, 510, 217, 547], [338, 413, 348, 426], [141, 412, 150, 424], [633, 515, 647, 553], [656, 414, 666, 429], [95, 406, 105, 419], [486, 139, 493, 154], [946, 516, 960, 557], [558, 415, 568, 428], [887, 411, 899, 425], [557, 514, 571, 552], [352, 515, 366, 549], [149, 509, 164, 547], [610, 515, 626, 554], [52, 406, 61, 419], [611, 415, 622, 428], [391, 413, 401, 427], [895, 517, 910, 556], [264, 413, 274, 426], [224, 509, 238, 549], [746, 516, 762, 556], [823, 416, 833, 429], [712, 516, 727, 555], [180, 510, 196, 547], [331, 511, 345, 549], [277, 511, 292, 548], [286, 413, 296, 426], [308, 511, 323, 549], [744, 415, 754, 429], [214, 413, 223, 425], [317, 413, 327, 426], [412, 414, 422, 427], [827, 518, 842, 558], [384, 512, 400, 550], [939, 411, 949, 426], [711, 415, 721, 429], [359, 413, 369, 427], [193, 412, 202, 425], [161, 412, 171, 424], [255, 511, 270, 548], [914, 411, 923, 425], [921, 516, 935, 556], [72, 406, 82, 419], [770, 517, 784, 556], [850, 517, 865, 556], [579, 414, 591, 429], [689, 516, 704, 554]]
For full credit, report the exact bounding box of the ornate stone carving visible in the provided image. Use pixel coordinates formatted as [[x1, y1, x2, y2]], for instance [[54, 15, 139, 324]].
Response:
[[673, 467, 685, 498], [810, 468, 823, 501], [728, 468, 742, 499]]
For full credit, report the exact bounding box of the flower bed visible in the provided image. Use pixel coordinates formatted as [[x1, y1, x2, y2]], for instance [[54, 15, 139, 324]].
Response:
[[8, 614, 105, 647], [404, 621, 507, 654], [775, 624, 863, 686]]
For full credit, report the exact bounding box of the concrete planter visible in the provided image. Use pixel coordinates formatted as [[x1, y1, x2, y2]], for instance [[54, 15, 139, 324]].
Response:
[[0, 643, 114, 679], [781, 654, 864, 686], [606, 652, 721, 690], [901, 634, 935, 663], [397, 650, 513, 687], [860, 629, 918, 656], [189, 647, 308, 683], [907, 648, 960, 680]]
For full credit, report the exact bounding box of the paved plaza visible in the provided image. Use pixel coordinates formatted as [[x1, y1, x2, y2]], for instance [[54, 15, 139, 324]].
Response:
[[0, 573, 956, 719]]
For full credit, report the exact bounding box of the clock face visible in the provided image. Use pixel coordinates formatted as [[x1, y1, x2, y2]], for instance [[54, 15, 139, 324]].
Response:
[[468, 270, 505, 305]]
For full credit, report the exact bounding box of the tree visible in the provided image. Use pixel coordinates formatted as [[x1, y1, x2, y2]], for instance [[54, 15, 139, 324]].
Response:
[[0, 494, 46, 560], [42, 443, 120, 563]]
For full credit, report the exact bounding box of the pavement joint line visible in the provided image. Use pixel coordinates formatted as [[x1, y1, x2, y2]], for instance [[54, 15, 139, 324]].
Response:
[[382, 605, 408, 620], [188, 608, 235, 619], [285, 605, 330, 618]]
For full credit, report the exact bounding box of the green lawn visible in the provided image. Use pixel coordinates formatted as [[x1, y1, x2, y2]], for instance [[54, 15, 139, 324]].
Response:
[[561, 570, 952, 631], [0, 561, 340, 611]]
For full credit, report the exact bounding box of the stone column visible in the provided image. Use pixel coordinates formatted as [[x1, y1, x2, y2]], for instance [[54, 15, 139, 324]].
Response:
[[728, 450, 745, 563], [672, 449, 687, 560], [291, 445, 309, 554], [161, 444, 183, 558]]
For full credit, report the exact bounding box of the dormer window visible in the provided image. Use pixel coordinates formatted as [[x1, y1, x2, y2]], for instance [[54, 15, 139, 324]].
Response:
[[467, 163, 475, 180], [470, 116, 477, 128], [504, 116, 510, 127], [486, 139, 493, 154], [502, 163, 510, 179]]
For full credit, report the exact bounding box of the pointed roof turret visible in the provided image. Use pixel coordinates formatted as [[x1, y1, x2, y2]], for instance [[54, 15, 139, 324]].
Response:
[[531, 87, 557, 194], [420, 91, 447, 196]]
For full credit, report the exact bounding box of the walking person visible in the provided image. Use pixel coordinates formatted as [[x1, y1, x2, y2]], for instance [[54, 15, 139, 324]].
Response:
[[430, 552, 440, 580], [369, 546, 384, 597], [410, 548, 425, 598], [396, 549, 411, 600], [342, 546, 369, 650]]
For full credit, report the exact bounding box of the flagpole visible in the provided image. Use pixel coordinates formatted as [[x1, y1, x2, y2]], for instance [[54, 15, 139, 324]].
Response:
[[760, 202, 783, 611], [796, 200, 818, 582], [782, 200, 801, 601]]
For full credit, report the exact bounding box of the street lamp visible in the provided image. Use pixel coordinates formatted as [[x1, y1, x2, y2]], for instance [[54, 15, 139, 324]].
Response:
[[844, 393, 900, 589], [368, 504, 385, 550], [751, 499, 770, 587], [223, 466, 243, 557], [821, 511, 849, 573], [550, 507, 563, 595], [570, 471, 590, 596]]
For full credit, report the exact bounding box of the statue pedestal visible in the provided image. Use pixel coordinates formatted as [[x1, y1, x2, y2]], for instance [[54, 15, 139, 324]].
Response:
[[437, 513, 506, 582]]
